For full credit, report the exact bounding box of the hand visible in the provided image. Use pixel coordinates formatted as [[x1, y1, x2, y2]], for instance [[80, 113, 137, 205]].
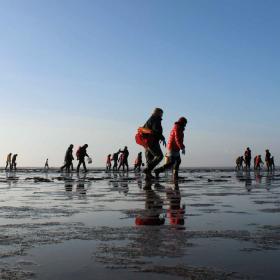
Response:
[[162, 139, 166, 147], [182, 149, 185, 155]]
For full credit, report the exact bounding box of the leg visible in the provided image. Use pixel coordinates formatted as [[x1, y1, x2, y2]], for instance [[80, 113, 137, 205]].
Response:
[[145, 142, 163, 172], [77, 160, 81, 173], [82, 160, 87, 172]]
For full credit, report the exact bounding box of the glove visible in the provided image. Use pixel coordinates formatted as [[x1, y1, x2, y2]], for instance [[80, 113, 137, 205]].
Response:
[[182, 149, 186, 155]]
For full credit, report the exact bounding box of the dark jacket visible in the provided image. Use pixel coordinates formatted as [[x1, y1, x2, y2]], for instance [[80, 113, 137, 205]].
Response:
[[65, 147, 74, 162], [79, 146, 89, 160], [143, 115, 165, 141]]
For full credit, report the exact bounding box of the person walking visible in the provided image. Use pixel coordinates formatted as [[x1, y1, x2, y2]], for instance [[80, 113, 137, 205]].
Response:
[[11, 154, 18, 170], [77, 144, 89, 173], [244, 147, 252, 171], [5, 153, 12, 170], [141, 108, 166, 180], [118, 146, 129, 172], [60, 144, 74, 173], [154, 117, 187, 180]]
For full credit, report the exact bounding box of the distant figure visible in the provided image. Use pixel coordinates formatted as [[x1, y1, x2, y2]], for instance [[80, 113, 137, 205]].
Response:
[[134, 152, 143, 172], [244, 147, 252, 170], [236, 156, 244, 171], [112, 150, 120, 171], [106, 154, 112, 171], [5, 153, 12, 170], [60, 144, 74, 173], [154, 117, 187, 180], [44, 158, 49, 170], [270, 156, 275, 170], [77, 144, 89, 173], [142, 108, 166, 180], [255, 155, 263, 171], [11, 154, 18, 170], [265, 149, 271, 171], [118, 146, 129, 172]]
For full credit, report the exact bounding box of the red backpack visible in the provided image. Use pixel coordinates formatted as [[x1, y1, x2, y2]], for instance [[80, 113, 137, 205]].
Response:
[[76, 146, 81, 160], [135, 127, 154, 148]]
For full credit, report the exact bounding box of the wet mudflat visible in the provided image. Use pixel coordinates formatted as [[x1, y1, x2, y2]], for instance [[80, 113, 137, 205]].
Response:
[[0, 168, 280, 280]]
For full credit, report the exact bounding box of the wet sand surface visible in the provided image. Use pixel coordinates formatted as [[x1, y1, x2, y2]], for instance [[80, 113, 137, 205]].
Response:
[[0, 168, 280, 279]]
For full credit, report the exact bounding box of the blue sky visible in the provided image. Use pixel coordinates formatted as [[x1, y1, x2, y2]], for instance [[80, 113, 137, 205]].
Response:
[[0, 0, 279, 167]]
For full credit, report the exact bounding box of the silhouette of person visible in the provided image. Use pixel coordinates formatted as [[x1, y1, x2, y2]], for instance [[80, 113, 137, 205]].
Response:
[[106, 154, 112, 171], [11, 154, 18, 170], [44, 158, 49, 170], [61, 144, 74, 173], [77, 144, 89, 173], [244, 147, 252, 170], [118, 146, 129, 172], [270, 156, 275, 170], [255, 155, 263, 171], [5, 153, 12, 170], [142, 108, 166, 180], [112, 150, 120, 171], [154, 117, 187, 181], [265, 149, 271, 171], [134, 152, 143, 172]]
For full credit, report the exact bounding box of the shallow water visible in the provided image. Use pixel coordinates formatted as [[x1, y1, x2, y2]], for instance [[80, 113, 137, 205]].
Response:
[[0, 168, 280, 279]]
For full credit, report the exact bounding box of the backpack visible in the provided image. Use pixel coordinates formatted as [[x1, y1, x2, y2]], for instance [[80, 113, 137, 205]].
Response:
[[76, 146, 81, 160], [135, 127, 154, 148]]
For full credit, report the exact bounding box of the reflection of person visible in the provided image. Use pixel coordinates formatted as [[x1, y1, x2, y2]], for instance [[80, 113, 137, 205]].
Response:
[[5, 153, 12, 170], [155, 117, 187, 180], [166, 183, 185, 226], [135, 181, 165, 226], [11, 154, 18, 170]]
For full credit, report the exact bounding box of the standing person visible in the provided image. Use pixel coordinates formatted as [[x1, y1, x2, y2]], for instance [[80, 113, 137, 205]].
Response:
[[106, 154, 112, 171], [77, 144, 89, 173], [118, 146, 129, 172], [265, 149, 271, 171], [134, 152, 143, 172], [141, 108, 166, 180], [270, 156, 275, 170], [44, 158, 49, 171], [11, 154, 18, 170], [236, 156, 241, 171], [112, 150, 120, 171], [244, 147, 252, 171], [5, 153, 12, 170], [154, 117, 187, 180], [60, 144, 74, 173], [255, 155, 263, 171]]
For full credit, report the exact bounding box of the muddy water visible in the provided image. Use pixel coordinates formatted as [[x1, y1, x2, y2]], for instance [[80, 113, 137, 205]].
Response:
[[0, 168, 279, 279]]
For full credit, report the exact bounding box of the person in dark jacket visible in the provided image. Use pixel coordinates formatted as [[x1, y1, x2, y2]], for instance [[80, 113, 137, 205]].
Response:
[[244, 147, 252, 171], [118, 146, 129, 172], [154, 117, 187, 180], [142, 108, 166, 180], [134, 152, 143, 172], [112, 150, 120, 171], [11, 154, 18, 170], [77, 144, 89, 173], [60, 144, 74, 172], [265, 149, 271, 171]]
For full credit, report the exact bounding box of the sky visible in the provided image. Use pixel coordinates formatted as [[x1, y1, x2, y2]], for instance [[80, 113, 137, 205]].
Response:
[[0, 0, 279, 167]]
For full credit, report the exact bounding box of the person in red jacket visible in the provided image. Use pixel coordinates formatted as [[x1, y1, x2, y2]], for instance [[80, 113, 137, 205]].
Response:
[[154, 117, 187, 180]]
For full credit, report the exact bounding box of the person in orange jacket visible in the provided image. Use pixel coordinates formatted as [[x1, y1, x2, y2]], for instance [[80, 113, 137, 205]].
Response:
[[154, 117, 187, 180]]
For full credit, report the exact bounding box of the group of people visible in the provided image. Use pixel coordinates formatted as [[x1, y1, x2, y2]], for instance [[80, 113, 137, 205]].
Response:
[[236, 147, 275, 171], [136, 108, 187, 181], [5, 153, 18, 171], [60, 144, 90, 173], [106, 146, 130, 172]]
